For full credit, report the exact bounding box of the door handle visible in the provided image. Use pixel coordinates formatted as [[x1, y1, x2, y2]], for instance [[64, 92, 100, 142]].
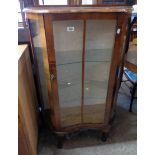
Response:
[[50, 74, 56, 80]]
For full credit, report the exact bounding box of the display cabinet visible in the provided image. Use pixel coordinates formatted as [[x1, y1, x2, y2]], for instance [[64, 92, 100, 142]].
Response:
[[24, 6, 132, 147]]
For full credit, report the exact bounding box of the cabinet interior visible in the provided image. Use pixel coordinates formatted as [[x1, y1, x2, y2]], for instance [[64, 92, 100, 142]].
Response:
[[53, 19, 116, 127]]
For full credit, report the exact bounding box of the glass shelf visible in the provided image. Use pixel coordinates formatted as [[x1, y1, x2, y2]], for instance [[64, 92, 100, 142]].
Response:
[[55, 48, 112, 65], [85, 49, 113, 62], [55, 50, 82, 65]]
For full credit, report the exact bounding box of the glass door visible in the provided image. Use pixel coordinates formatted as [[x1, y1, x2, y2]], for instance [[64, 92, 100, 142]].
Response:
[[53, 20, 83, 127], [83, 20, 116, 123], [52, 19, 116, 127]]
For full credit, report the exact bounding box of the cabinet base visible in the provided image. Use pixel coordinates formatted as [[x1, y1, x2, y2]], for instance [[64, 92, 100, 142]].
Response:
[[43, 110, 115, 149], [55, 126, 111, 149]]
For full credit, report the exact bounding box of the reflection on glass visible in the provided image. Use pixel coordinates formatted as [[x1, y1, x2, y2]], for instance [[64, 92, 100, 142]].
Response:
[[100, 0, 127, 5], [53, 20, 83, 127], [82, 0, 93, 5], [84, 20, 116, 123], [29, 20, 49, 109], [39, 0, 128, 5], [39, 0, 68, 5]]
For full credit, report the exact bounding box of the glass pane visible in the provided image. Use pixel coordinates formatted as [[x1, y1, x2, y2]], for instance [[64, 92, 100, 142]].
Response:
[[53, 20, 83, 127], [39, 0, 129, 6], [18, 13, 23, 23], [18, 1, 21, 12], [82, 0, 93, 5], [29, 20, 49, 109], [40, 0, 68, 5], [84, 20, 116, 123], [103, 0, 125, 4]]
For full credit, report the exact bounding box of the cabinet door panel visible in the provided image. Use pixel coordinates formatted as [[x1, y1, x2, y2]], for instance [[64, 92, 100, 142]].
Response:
[[53, 20, 83, 127], [84, 20, 116, 123]]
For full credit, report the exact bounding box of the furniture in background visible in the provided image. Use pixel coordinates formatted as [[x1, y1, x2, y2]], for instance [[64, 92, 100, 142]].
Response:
[[123, 38, 137, 112], [125, 16, 137, 73], [123, 68, 137, 112], [123, 15, 137, 112], [18, 45, 38, 155], [24, 6, 132, 147]]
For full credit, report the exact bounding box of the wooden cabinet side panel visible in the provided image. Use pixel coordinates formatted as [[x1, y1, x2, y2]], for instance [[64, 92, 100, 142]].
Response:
[[44, 14, 61, 130], [18, 46, 38, 155], [18, 115, 30, 155], [104, 13, 130, 125]]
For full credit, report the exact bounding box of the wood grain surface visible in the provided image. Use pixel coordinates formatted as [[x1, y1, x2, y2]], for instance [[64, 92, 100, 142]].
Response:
[[24, 6, 132, 14], [18, 45, 38, 155]]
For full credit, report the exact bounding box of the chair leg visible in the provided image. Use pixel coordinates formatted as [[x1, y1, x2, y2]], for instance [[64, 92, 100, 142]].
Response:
[[129, 84, 137, 112]]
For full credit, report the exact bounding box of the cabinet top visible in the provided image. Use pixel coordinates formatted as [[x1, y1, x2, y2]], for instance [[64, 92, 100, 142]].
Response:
[[18, 44, 28, 61], [24, 6, 132, 14]]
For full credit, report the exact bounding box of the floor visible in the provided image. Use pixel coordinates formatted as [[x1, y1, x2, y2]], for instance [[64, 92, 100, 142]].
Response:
[[38, 81, 137, 155]]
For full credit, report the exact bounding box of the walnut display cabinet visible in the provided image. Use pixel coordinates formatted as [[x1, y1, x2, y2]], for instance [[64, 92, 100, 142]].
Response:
[[24, 6, 132, 147]]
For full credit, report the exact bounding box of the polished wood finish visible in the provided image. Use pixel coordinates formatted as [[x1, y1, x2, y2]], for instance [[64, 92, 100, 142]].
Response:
[[24, 6, 132, 14], [68, 0, 82, 5], [18, 112, 31, 155], [81, 20, 86, 123], [108, 17, 129, 119], [104, 13, 129, 125], [26, 13, 39, 20], [25, 7, 131, 136], [54, 122, 110, 133], [44, 14, 61, 130], [18, 45, 38, 155], [125, 61, 137, 73]]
